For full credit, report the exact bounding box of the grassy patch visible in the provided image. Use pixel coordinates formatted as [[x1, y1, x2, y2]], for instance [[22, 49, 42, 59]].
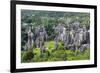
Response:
[[21, 41, 90, 63]]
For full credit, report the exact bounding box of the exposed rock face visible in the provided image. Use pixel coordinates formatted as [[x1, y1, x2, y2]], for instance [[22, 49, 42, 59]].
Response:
[[23, 21, 90, 54], [34, 26, 47, 54], [53, 22, 90, 52], [27, 26, 34, 50]]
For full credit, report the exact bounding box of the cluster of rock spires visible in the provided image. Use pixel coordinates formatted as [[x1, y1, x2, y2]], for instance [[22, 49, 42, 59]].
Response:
[[22, 21, 90, 54]]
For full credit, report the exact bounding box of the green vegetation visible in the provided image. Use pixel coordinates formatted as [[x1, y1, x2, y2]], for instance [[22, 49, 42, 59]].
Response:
[[21, 10, 90, 63], [21, 10, 90, 47], [21, 41, 90, 63], [21, 49, 34, 63]]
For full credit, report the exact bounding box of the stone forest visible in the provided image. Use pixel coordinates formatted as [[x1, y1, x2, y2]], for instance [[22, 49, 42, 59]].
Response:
[[21, 10, 90, 63]]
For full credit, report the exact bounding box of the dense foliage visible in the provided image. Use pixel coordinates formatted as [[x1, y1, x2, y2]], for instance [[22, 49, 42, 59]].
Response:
[[21, 41, 90, 63], [21, 10, 90, 62]]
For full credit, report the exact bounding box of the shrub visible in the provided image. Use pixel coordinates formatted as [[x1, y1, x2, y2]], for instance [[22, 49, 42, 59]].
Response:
[[21, 49, 34, 63], [52, 50, 67, 60], [57, 41, 64, 50], [44, 41, 55, 55], [32, 53, 48, 62], [33, 48, 41, 57], [65, 49, 90, 61]]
